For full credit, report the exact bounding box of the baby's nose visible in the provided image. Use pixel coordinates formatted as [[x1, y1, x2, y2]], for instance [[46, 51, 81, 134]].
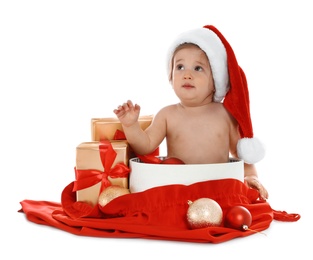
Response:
[[183, 72, 192, 79]]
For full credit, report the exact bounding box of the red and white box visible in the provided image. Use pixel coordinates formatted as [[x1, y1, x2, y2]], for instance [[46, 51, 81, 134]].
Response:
[[129, 157, 244, 193]]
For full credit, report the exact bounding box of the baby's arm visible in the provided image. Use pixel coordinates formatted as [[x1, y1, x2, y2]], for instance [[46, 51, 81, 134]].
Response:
[[243, 164, 268, 200], [113, 100, 166, 155]]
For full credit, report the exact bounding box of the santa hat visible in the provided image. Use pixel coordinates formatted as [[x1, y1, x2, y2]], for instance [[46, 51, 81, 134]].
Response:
[[166, 25, 265, 164]]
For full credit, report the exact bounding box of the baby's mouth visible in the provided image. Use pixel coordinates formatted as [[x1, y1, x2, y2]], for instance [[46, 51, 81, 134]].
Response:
[[182, 84, 194, 89]]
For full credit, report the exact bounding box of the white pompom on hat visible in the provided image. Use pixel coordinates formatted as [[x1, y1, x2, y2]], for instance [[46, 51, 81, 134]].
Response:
[[166, 25, 265, 164]]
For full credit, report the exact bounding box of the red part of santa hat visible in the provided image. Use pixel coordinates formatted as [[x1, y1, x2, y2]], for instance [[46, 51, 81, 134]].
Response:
[[167, 25, 265, 164]]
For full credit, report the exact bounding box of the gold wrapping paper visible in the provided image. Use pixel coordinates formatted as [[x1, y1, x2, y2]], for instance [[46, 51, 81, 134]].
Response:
[[75, 141, 129, 206], [91, 115, 154, 141]]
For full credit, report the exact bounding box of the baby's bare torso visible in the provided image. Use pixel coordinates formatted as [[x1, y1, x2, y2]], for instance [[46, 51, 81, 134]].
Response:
[[163, 103, 235, 164]]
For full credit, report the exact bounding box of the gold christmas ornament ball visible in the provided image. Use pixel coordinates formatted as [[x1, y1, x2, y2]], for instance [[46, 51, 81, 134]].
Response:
[[98, 185, 130, 207], [187, 198, 223, 229]]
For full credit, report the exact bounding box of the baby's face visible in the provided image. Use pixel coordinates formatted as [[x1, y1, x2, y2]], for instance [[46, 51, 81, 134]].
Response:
[[171, 45, 215, 106]]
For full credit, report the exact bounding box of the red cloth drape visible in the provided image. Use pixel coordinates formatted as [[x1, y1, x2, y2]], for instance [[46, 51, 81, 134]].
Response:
[[19, 178, 300, 243]]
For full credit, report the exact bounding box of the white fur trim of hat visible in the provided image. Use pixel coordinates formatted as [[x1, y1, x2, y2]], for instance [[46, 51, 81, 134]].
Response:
[[166, 27, 229, 102]]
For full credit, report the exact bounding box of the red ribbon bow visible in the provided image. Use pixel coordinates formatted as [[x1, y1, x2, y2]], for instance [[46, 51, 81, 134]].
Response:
[[73, 140, 130, 193]]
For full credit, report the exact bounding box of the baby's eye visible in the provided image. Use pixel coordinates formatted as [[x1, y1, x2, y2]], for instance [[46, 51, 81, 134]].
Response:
[[176, 64, 184, 70], [194, 66, 203, 72]]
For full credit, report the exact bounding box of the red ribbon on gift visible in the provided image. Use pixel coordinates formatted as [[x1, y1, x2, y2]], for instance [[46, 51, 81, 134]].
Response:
[[113, 129, 128, 140], [73, 140, 130, 192]]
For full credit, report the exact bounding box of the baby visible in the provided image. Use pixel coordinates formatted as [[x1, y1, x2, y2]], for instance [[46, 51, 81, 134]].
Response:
[[114, 25, 268, 200]]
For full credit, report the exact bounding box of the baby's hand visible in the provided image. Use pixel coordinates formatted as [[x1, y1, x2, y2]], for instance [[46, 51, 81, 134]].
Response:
[[244, 176, 269, 200], [113, 100, 141, 127]]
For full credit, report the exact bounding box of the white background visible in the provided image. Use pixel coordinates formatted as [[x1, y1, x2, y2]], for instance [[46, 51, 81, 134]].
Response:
[[1, 0, 312, 259]]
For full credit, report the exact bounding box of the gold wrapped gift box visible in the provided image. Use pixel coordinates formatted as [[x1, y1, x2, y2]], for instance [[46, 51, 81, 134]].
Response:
[[91, 115, 154, 141], [75, 141, 130, 206]]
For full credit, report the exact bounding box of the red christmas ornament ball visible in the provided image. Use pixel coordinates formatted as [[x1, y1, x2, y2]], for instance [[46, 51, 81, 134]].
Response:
[[161, 157, 185, 164], [225, 205, 252, 231]]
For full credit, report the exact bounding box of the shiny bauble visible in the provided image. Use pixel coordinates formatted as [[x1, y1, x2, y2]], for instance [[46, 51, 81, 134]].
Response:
[[186, 198, 223, 229], [224, 205, 252, 231], [161, 157, 185, 164], [138, 154, 162, 164], [98, 185, 130, 207]]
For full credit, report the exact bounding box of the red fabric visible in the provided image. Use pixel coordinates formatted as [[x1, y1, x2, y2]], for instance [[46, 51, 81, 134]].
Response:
[[19, 179, 300, 243]]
